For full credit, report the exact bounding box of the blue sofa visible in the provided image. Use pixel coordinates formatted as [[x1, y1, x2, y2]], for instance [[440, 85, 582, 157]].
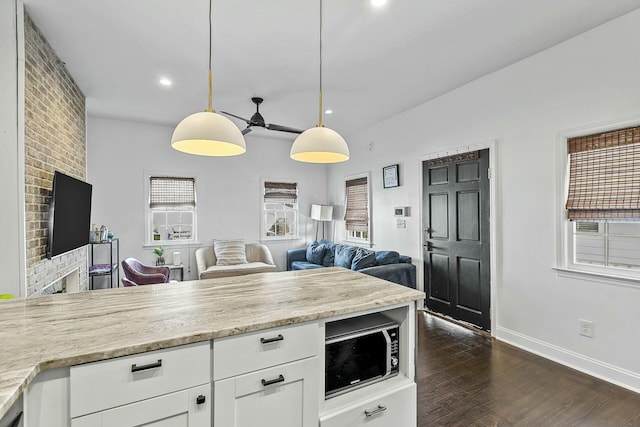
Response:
[[286, 240, 416, 289]]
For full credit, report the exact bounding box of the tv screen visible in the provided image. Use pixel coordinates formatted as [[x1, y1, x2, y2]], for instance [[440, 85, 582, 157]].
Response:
[[47, 171, 93, 259]]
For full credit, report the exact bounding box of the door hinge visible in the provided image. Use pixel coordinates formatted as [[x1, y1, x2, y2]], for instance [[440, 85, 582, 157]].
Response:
[[487, 167, 492, 180]]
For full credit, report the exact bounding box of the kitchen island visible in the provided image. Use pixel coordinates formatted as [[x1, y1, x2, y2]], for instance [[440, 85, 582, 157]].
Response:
[[0, 267, 424, 426]]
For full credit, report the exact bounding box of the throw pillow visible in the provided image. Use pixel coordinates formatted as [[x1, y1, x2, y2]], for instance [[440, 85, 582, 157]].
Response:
[[334, 244, 357, 269], [306, 241, 326, 265], [214, 239, 248, 266], [319, 239, 336, 266], [351, 247, 376, 271], [375, 250, 400, 265]]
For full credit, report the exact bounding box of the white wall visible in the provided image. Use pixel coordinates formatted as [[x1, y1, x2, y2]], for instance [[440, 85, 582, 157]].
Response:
[[0, 0, 24, 297], [87, 117, 328, 280], [327, 10, 640, 391]]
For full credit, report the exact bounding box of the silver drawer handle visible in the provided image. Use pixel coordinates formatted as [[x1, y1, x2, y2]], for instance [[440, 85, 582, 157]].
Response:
[[364, 404, 387, 417]]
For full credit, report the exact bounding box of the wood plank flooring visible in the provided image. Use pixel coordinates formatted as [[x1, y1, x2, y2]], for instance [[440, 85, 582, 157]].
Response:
[[417, 311, 640, 426]]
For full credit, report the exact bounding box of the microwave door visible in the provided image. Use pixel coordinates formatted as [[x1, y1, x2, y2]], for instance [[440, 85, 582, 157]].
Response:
[[325, 333, 388, 395]]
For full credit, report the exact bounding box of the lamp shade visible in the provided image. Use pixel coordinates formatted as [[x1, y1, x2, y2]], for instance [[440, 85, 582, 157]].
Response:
[[172, 111, 246, 156], [311, 204, 333, 221], [290, 126, 349, 163]]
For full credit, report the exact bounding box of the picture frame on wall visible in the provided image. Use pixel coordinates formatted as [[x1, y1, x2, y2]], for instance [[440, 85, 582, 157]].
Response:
[[383, 164, 399, 188]]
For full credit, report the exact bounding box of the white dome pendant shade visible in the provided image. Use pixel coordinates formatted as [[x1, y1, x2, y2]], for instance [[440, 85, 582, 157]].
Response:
[[290, 0, 349, 164], [171, 0, 246, 157], [290, 126, 349, 163], [171, 110, 246, 156]]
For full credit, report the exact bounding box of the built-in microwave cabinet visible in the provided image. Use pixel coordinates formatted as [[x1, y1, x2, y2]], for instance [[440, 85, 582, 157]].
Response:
[[318, 304, 417, 427]]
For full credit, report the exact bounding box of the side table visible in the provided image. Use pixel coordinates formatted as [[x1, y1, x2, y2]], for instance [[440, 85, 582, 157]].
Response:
[[167, 264, 184, 281]]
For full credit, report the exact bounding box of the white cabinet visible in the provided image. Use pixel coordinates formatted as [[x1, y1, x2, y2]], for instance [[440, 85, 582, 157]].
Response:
[[213, 321, 318, 380], [214, 357, 318, 427], [71, 383, 210, 427], [69, 341, 210, 426], [213, 321, 320, 427], [319, 382, 416, 427]]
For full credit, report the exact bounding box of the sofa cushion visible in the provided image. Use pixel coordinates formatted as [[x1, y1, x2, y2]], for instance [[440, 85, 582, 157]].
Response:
[[351, 247, 376, 271], [306, 241, 326, 265], [291, 261, 326, 270], [319, 240, 336, 267], [201, 262, 276, 279], [375, 250, 400, 265], [334, 244, 357, 269], [214, 239, 248, 266]]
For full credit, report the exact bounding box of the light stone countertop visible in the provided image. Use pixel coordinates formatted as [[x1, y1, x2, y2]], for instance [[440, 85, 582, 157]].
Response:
[[0, 267, 424, 419]]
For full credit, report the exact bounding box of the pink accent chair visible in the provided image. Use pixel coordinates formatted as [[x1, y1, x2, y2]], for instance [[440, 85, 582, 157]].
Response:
[[121, 258, 170, 286]]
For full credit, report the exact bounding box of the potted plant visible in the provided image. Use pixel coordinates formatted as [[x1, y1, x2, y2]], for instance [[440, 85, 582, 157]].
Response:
[[154, 246, 165, 265]]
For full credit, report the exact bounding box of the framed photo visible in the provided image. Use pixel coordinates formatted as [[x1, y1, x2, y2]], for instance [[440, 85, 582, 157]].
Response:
[[383, 164, 399, 188]]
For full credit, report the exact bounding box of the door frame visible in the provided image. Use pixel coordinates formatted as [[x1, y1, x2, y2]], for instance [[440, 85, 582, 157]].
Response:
[[418, 140, 498, 335]]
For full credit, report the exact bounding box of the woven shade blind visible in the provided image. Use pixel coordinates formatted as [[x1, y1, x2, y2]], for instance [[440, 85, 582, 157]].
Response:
[[344, 177, 369, 232], [149, 176, 196, 208], [264, 182, 297, 203], [566, 126, 640, 220]]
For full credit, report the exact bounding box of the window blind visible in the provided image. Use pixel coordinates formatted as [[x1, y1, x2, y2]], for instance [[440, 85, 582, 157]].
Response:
[[344, 177, 369, 232], [149, 176, 196, 208], [566, 126, 640, 220], [264, 181, 297, 203]]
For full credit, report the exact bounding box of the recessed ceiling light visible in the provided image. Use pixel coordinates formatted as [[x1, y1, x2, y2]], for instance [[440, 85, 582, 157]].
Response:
[[325, 109, 333, 115], [371, 0, 387, 7], [159, 78, 172, 87]]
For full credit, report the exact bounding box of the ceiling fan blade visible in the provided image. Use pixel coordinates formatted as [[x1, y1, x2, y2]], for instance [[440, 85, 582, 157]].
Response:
[[241, 127, 253, 135], [220, 111, 251, 125], [266, 123, 305, 134]]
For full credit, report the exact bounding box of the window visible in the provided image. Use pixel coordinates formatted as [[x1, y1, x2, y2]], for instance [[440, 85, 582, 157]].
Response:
[[148, 176, 196, 244], [344, 176, 370, 243], [565, 125, 640, 277], [262, 181, 298, 240]]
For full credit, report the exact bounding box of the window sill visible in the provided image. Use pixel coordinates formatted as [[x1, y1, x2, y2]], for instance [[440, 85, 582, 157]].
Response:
[[553, 267, 640, 289], [260, 237, 302, 242], [144, 241, 201, 249]]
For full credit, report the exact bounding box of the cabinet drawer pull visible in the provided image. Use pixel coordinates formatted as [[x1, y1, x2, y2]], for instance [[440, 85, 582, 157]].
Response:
[[260, 334, 284, 344], [196, 394, 206, 405], [131, 359, 162, 373], [261, 374, 285, 387], [364, 404, 387, 417]]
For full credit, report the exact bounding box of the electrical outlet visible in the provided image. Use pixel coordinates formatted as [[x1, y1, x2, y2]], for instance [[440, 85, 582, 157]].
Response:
[[579, 319, 594, 338], [396, 219, 406, 229]]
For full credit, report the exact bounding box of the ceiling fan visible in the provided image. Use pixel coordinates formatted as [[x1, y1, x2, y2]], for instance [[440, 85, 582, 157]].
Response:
[[221, 97, 304, 136]]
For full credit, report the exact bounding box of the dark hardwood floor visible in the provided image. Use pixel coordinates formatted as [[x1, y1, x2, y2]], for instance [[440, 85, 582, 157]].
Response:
[[417, 311, 640, 426]]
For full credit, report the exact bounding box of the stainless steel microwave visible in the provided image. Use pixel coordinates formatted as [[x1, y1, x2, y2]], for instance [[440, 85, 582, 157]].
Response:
[[325, 312, 400, 398]]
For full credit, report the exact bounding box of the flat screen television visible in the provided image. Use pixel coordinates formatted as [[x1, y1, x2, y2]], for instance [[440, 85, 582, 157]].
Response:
[[47, 171, 93, 259]]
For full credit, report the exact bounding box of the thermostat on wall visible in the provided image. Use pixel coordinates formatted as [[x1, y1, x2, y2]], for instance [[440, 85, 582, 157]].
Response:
[[394, 207, 409, 217]]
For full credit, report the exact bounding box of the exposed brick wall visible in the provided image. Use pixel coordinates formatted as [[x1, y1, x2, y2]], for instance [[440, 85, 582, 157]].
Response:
[[23, 12, 88, 296]]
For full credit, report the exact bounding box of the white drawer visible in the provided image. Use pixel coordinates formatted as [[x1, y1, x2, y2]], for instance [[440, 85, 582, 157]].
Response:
[[70, 341, 210, 418], [213, 322, 319, 380], [319, 382, 416, 427]]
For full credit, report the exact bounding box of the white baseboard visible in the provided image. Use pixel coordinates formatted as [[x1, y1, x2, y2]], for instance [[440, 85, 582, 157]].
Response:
[[495, 326, 640, 394]]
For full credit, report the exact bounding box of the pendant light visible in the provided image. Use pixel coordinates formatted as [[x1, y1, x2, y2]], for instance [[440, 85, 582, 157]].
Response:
[[290, 0, 349, 163], [171, 0, 246, 156]]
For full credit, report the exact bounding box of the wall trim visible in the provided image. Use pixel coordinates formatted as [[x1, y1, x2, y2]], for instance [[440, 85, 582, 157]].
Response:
[[496, 325, 640, 394]]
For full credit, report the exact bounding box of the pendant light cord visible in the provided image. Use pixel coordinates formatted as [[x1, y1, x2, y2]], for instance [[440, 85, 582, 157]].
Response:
[[317, 0, 324, 127], [206, 0, 213, 112]]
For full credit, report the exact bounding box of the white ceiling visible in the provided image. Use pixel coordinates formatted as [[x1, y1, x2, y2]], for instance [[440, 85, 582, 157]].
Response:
[[22, 0, 640, 141]]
